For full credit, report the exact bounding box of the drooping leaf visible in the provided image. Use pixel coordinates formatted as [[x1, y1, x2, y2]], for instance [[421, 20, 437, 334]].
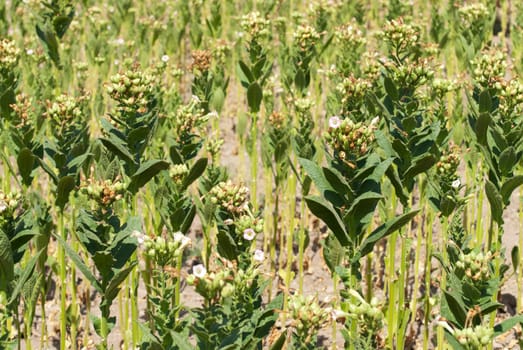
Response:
[[247, 82, 263, 113], [304, 196, 350, 246], [181, 158, 208, 190], [55, 175, 75, 209], [485, 180, 503, 224], [500, 175, 523, 205], [128, 159, 170, 193], [356, 209, 419, 259], [0, 229, 14, 284]]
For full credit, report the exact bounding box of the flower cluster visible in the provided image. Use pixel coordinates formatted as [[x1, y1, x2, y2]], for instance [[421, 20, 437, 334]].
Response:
[[472, 49, 507, 88], [80, 179, 126, 208], [455, 250, 493, 283], [267, 111, 288, 131], [436, 149, 460, 184], [293, 24, 321, 52], [378, 19, 421, 57], [458, 3, 489, 30], [0, 191, 20, 219], [106, 66, 156, 113], [325, 116, 377, 162], [10, 93, 34, 127], [335, 22, 366, 47], [209, 181, 250, 216], [190, 50, 212, 72], [172, 98, 209, 141], [498, 78, 523, 116], [344, 289, 384, 336], [187, 264, 232, 302], [336, 75, 372, 111], [45, 94, 87, 126], [143, 232, 191, 267], [288, 294, 330, 341], [206, 138, 224, 163], [0, 38, 20, 71], [293, 97, 315, 115], [234, 215, 263, 241], [240, 11, 271, 41], [384, 57, 434, 88], [453, 325, 493, 349], [169, 164, 189, 185], [432, 78, 460, 97]]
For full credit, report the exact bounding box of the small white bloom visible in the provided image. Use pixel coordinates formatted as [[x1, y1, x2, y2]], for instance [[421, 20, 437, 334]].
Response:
[[181, 236, 191, 248], [26, 49, 34, 56], [192, 264, 207, 278], [224, 219, 234, 225], [173, 231, 184, 243], [370, 116, 380, 127], [329, 116, 341, 129], [330, 309, 347, 321], [0, 201, 7, 213], [243, 228, 256, 241], [131, 230, 145, 245], [451, 179, 461, 189], [114, 59, 120, 66], [161, 54, 170, 63], [253, 249, 265, 262], [115, 37, 125, 46]]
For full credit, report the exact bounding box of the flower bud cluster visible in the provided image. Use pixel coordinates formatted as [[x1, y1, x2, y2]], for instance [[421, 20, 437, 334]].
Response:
[[436, 149, 460, 182], [267, 111, 288, 131], [206, 138, 224, 163], [455, 250, 493, 283], [335, 23, 366, 48], [80, 179, 126, 207], [190, 50, 212, 72], [240, 11, 271, 41], [143, 232, 191, 267], [498, 79, 523, 115], [288, 295, 330, 338], [209, 181, 250, 215], [106, 67, 156, 113], [0, 191, 20, 218], [187, 264, 233, 301], [385, 58, 434, 87], [212, 40, 230, 67], [235, 215, 264, 240], [378, 19, 421, 56], [169, 164, 189, 185], [293, 24, 321, 52], [10, 93, 33, 127], [336, 75, 372, 109], [458, 3, 489, 30], [432, 78, 460, 96], [294, 97, 314, 115], [45, 94, 86, 126], [325, 117, 376, 161], [172, 99, 209, 140], [453, 325, 493, 348], [0, 38, 20, 71], [472, 50, 507, 88], [345, 289, 383, 327]]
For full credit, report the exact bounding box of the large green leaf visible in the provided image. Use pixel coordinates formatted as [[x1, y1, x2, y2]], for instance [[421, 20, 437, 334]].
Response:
[[498, 146, 516, 177], [485, 180, 503, 224], [17, 148, 36, 186], [500, 175, 523, 205], [247, 82, 263, 113], [100, 136, 135, 165], [54, 233, 102, 293], [304, 196, 350, 246], [441, 291, 467, 328], [475, 112, 491, 146], [493, 315, 523, 336], [105, 263, 137, 303], [356, 209, 419, 259], [181, 158, 208, 190], [128, 159, 170, 193], [55, 175, 75, 209], [0, 229, 14, 284], [322, 234, 344, 273]]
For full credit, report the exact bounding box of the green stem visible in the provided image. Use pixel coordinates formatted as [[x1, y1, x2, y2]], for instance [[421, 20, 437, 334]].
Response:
[[58, 209, 67, 350], [250, 112, 258, 209], [174, 252, 183, 321]]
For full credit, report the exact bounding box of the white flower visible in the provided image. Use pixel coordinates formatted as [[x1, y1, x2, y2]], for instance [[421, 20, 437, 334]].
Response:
[[192, 264, 207, 278], [329, 116, 341, 129], [451, 179, 461, 189], [26, 49, 34, 56], [370, 116, 380, 127], [173, 231, 184, 242], [161, 54, 170, 62], [0, 201, 7, 213], [114, 59, 120, 66], [243, 228, 256, 241], [115, 37, 125, 46], [131, 230, 145, 245], [253, 249, 265, 262], [224, 219, 234, 225]]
